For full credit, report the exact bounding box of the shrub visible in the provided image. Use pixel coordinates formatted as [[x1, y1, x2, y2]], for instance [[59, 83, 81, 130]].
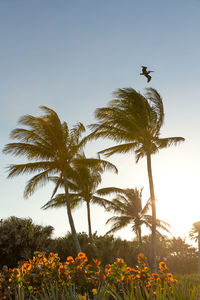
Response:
[[0, 252, 177, 299]]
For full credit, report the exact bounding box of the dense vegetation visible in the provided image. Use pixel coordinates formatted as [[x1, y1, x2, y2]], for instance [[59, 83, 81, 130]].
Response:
[[0, 217, 198, 275], [1, 247, 200, 299], [0, 250, 178, 299]]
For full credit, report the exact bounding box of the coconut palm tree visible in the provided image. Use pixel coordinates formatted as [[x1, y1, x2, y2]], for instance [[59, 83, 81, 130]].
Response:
[[3, 106, 89, 253], [87, 88, 184, 271], [105, 188, 170, 250], [42, 152, 121, 238], [189, 221, 200, 273]]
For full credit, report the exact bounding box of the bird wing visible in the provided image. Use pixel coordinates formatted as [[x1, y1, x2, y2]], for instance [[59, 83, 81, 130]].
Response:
[[147, 75, 151, 82]]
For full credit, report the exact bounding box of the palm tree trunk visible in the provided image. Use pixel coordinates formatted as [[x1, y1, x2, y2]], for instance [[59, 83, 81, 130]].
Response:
[[86, 201, 92, 239], [63, 173, 81, 254], [198, 234, 200, 274], [138, 226, 142, 252], [146, 152, 157, 272]]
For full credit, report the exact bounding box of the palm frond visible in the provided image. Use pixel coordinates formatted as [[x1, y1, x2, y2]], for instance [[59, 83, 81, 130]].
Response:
[[95, 187, 124, 196], [141, 197, 151, 215], [6, 162, 56, 178], [69, 122, 85, 145], [91, 196, 113, 207], [189, 222, 200, 241], [3, 143, 53, 160], [24, 170, 50, 198], [50, 176, 63, 199], [106, 215, 131, 235], [42, 193, 82, 210], [145, 88, 164, 133], [144, 215, 170, 234], [42, 194, 67, 210], [157, 137, 185, 149], [99, 142, 139, 157]]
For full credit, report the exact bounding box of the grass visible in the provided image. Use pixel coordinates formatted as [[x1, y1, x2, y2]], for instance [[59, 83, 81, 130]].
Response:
[[7, 275, 200, 299]]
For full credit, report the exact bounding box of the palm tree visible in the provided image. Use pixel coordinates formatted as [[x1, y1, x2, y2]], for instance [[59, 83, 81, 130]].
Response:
[[42, 152, 121, 238], [3, 106, 89, 253], [189, 221, 200, 273], [105, 188, 169, 250], [88, 88, 184, 271]]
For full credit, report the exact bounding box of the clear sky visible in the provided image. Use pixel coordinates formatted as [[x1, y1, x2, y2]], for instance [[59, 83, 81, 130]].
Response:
[[1, 0, 200, 244]]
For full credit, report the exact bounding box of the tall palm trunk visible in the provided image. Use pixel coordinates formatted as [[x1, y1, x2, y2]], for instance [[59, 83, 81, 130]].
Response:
[[63, 173, 81, 253], [86, 200, 92, 238], [146, 152, 157, 272], [137, 226, 142, 252], [198, 234, 200, 274]]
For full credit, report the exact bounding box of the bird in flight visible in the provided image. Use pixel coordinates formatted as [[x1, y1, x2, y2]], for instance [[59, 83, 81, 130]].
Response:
[[140, 66, 154, 82]]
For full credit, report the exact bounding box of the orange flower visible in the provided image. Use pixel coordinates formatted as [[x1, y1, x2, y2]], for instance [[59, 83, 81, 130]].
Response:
[[159, 261, 167, 270], [115, 258, 124, 263], [77, 252, 86, 258], [66, 256, 74, 263], [94, 258, 101, 266], [105, 264, 111, 274], [146, 281, 151, 288], [167, 273, 173, 278], [14, 268, 20, 277], [137, 253, 145, 261], [152, 273, 158, 280]]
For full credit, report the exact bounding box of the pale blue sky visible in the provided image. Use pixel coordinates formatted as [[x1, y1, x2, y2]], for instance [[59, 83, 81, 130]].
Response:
[[1, 0, 200, 243]]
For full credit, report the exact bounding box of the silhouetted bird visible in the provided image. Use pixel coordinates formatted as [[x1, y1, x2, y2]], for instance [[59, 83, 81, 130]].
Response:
[[140, 66, 154, 82]]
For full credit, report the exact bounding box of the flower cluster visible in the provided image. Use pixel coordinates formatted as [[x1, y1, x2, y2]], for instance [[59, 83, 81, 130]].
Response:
[[0, 252, 177, 299], [104, 253, 177, 296]]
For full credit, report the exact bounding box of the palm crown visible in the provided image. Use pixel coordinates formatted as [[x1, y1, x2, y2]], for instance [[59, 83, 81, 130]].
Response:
[[3, 106, 85, 196], [89, 88, 184, 160], [105, 188, 169, 248], [189, 221, 200, 274], [189, 222, 200, 242], [42, 152, 121, 238]]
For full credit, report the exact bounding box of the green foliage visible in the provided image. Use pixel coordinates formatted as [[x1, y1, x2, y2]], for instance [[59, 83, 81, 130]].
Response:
[[141, 235, 198, 274], [0, 217, 53, 268], [0, 216, 198, 275], [52, 232, 139, 267], [7, 278, 200, 300]]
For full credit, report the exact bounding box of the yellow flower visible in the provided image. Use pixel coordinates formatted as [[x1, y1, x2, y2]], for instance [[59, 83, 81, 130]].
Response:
[[92, 288, 97, 295]]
